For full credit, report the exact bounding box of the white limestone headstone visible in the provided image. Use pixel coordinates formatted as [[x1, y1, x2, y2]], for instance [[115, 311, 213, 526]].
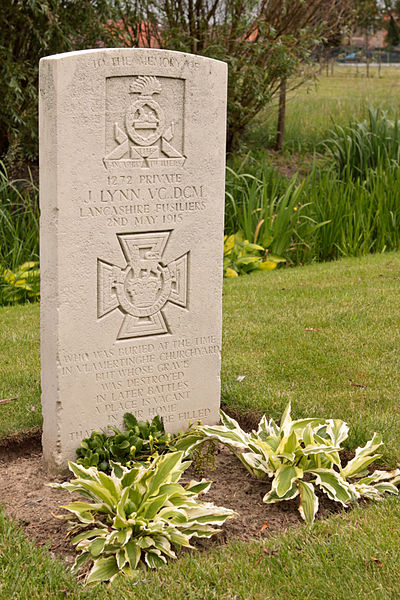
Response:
[[39, 48, 227, 472]]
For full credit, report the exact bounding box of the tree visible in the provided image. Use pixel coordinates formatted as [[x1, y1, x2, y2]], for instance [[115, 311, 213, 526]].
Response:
[[352, 0, 381, 76], [109, 0, 352, 152], [0, 0, 352, 163], [0, 0, 114, 166], [386, 14, 400, 46]]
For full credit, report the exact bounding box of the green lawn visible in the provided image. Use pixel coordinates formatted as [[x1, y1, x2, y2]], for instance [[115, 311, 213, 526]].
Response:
[[222, 252, 400, 464], [2, 497, 400, 600], [248, 64, 400, 153], [1, 252, 400, 597]]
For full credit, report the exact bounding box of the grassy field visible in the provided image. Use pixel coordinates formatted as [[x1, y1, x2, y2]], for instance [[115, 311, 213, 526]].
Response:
[[1, 253, 400, 597], [247, 65, 400, 153]]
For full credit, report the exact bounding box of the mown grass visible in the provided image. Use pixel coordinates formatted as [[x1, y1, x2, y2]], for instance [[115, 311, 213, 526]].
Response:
[[222, 252, 400, 464], [1, 246, 400, 598], [0, 302, 40, 435], [2, 494, 400, 599], [247, 65, 400, 153]]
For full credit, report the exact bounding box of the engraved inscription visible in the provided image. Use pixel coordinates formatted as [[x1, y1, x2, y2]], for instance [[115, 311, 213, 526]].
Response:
[[104, 76, 185, 171], [98, 232, 189, 339]]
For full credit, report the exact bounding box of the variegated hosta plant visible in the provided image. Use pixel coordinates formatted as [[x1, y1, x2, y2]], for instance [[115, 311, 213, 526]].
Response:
[[176, 403, 400, 525], [50, 451, 235, 584]]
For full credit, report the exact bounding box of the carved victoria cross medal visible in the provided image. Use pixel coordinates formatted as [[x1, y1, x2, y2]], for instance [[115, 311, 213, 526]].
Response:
[[98, 232, 188, 339]]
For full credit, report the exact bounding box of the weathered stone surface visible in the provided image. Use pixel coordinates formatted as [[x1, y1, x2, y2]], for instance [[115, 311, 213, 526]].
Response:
[[39, 49, 227, 472]]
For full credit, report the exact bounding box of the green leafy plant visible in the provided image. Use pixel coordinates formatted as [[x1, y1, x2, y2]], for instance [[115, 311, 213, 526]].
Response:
[[0, 261, 40, 304], [323, 107, 400, 179], [223, 231, 285, 277], [50, 452, 235, 584], [76, 414, 180, 472], [176, 404, 400, 524]]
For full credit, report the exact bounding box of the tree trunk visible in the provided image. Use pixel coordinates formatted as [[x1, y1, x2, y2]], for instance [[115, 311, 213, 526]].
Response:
[[365, 31, 369, 78], [275, 78, 287, 152]]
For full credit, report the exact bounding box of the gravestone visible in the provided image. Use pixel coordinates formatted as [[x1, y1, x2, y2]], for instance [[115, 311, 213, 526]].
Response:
[[40, 48, 227, 472]]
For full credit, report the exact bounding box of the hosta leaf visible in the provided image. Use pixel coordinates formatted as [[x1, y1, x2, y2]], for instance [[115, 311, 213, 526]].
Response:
[[59, 503, 95, 524], [157, 507, 188, 522], [71, 528, 107, 545], [326, 419, 349, 446], [145, 551, 167, 569], [289, 419, 326, 437], [96, 470, 120, 502], [263, 482, 299, 503], [297, 480, 318, 524], [341, 433, 383, 479], [182, 524, 220, 538], [153, 536, 176, 559], [302, 444, 341, 456], [358, 469, 400, 485], [116, 548, 127, 570], [273, 465, 302, 498], [158, 482, 186, 499], [68, 461, 97, 481], [169, 529, 193, 548], [220, 410, 244, 432], [185, 480, 212, 494], [107, 528, 132, 548], [312, 469, 352, 505], [141, 494, 168, 520], [124, 540, 141, 570], [241, 451, 272, 477], [374, 482, 399, 495], [302, 423, 314, 447], [280, 402, 292, 435], [88, 537, 106, 558], [257, 415, 279, 437], [145, 452, 184, 498], [86, 556, 119, 584], [71, 551, 91, 575], [173, 433, 205, 455], [351, 483, 381, 501], [196, 426, 247, 448]]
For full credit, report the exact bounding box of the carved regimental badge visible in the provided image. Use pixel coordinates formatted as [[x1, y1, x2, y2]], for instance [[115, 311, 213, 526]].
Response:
[[98, 232, 188, 339], [104, 76, 185, 170]]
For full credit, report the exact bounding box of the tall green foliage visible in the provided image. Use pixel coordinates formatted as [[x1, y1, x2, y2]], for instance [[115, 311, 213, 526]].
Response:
[[322, 108, 400, 179], [0, 165, 39, 270]]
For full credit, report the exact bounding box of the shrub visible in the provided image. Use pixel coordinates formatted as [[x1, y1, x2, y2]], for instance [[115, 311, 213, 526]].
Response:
[[0, 261, 40, 305], [0, 1, 115, 164], [50, 453, 235, 583], [223, 231, 285, 277], [176, 404, 400, 524], [76, 414, 179, 472]]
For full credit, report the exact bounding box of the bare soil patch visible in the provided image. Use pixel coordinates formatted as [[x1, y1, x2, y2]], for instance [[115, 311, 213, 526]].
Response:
[[0, 427, 341, 563]]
